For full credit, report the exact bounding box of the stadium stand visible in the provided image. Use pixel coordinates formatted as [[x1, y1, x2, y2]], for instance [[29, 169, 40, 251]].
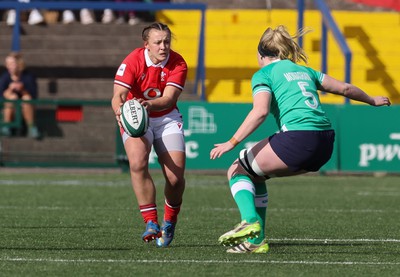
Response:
[[0, 0, 397, 102], [0, 0, 398, 167]]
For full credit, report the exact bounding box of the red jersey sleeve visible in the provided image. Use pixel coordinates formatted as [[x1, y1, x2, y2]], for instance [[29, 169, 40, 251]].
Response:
[[114, 49, 141, 90], [166, 51, 187, 90]]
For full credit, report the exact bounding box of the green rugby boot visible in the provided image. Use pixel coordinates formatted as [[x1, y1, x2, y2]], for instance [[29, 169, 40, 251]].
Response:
[[226, 239, 269, 253], [218, 220, 261, 246]]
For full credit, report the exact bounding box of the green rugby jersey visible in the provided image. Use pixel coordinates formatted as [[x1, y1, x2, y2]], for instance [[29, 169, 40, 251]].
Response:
[[251, 60, 332, 131]]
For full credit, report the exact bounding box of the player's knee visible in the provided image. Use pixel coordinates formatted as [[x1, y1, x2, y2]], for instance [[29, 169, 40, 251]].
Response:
[[165, 172, 185, 188], [227, 159, 241, 180], [129, 159, 148, 173], [227, 165, 233, 180]]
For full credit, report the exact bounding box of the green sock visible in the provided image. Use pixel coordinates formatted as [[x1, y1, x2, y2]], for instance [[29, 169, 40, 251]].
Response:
[[248, 181, 268, 244], [229, 174, 258, 223]]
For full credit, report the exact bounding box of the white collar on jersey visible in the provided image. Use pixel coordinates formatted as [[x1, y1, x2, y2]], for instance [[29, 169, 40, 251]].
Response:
[[144, 48, 170, 68], [270, 58, 281, 63]]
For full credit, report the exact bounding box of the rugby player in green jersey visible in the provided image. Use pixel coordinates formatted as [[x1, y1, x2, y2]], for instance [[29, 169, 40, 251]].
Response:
[[210, 25, 391, 253]]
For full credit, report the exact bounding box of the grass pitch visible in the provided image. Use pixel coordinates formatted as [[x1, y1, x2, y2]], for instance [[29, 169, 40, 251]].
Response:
[[0, 171, 399, 276]]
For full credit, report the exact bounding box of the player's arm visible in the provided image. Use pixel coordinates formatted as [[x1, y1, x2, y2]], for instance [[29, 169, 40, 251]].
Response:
[[230, 92, 270, 144], [141, 85, 181, 112], [141, 57, 187, 112], [320, 75, 391, 106], [111, 84, 129, 127], [210, 92, 270, 159]]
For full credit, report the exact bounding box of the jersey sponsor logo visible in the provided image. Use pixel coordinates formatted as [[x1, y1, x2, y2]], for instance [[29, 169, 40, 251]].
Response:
[[117, 64, 127, 76], [144, 88, 161, 99]]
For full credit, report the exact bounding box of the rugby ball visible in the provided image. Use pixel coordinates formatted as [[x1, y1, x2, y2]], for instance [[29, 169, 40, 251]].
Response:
[[120, 99, 149, 137]]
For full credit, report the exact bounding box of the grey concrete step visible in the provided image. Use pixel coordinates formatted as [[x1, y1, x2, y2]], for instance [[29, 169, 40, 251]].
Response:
[[2, 36, 138, 51], [35, 78, 199, 100], [0, 22, 146, 66], [18, 52, 126, 67], [0, 105, 117, 165], [1, 22, 147, 36], [0, 21, 200, 106], [37, 78, 112, 99]]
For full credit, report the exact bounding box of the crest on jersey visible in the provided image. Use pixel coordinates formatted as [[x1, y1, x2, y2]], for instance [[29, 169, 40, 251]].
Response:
[[161, 71, 166, 82]]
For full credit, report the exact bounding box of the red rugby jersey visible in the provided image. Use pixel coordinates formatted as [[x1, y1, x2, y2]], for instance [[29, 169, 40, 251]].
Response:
[[114, 48, 187, 117]]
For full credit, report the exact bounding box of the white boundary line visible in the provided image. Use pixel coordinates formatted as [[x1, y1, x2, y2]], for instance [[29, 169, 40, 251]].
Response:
[[1, 257, 399, 266], [0, 180, 127, 187], [268, 238, 400, 243], [2, 206, 400, 214]]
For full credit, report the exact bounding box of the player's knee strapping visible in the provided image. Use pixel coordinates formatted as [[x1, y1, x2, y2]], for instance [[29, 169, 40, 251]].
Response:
[[238, 149, 270, 179]]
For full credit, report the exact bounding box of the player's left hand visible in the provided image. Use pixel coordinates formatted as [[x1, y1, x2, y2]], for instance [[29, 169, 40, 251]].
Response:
[[210, 141, 235, 159], [136, 98, 151, 112]]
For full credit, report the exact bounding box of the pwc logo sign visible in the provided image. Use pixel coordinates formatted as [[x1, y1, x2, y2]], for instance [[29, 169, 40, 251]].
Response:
[[359, 133, 400, 168]]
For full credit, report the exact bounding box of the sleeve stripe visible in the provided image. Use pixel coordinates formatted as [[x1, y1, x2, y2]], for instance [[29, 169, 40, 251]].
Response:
[[166, 82, 184, 90], [253, 84, 270, 93], [253, 84, 269, 90], [114, 80, 131, 89], [320, 73, 325, 83]]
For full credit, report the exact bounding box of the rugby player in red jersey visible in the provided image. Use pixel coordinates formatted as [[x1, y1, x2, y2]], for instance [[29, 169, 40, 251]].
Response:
[[111, 22, 187, 247]]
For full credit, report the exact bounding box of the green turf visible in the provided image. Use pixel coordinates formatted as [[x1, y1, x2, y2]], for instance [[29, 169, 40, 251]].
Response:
[[0, 172, 399, 276]]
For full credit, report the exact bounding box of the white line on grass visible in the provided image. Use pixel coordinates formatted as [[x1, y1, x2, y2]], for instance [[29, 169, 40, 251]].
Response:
[[1, 206, 400, 214], [268, 238, 400, 243], [1, 257, 400, 266], [208, 207, 400, 214], [358, 192, 400, 196], [0, 204, 130, 210], [0, 180, 128, 187], [2, 180, 400, 197]]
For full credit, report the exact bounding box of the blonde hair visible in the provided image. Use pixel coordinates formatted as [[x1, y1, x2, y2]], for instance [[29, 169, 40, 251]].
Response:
[[258, 25, 310, 64], [5, 52, 25, 71]]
